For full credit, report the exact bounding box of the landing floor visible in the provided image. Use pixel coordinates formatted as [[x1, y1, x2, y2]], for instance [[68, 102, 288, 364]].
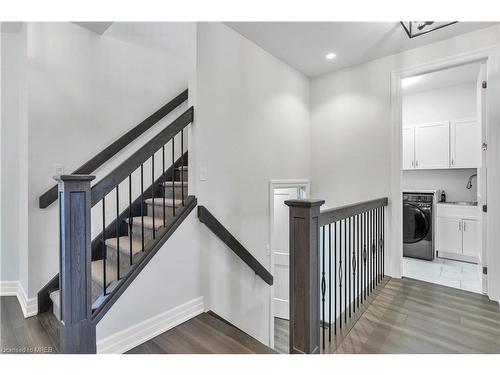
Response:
[[336, 277, 500, 353], [127, 312, 275, 354]]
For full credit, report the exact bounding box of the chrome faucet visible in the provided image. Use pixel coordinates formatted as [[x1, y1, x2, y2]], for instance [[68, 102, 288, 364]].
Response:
[[466, 174, 477, 189]]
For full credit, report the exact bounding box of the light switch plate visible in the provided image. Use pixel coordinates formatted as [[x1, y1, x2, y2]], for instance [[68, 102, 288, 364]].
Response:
[[54, 163, 65, 176], [200, 166, 208, 181]]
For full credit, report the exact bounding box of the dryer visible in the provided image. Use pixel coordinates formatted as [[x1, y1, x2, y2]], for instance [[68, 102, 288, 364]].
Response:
[[403, 192, 434, 261]]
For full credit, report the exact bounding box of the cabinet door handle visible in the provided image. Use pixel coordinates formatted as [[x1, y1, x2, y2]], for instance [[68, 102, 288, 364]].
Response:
[[459, 221, 462, 231], [411, 161, 414, 167], [415, 160, 419, 167], [451, 158, 454, 166], [463, 221, 466, 231]]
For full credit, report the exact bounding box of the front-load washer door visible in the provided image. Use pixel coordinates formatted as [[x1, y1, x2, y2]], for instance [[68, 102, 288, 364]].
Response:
[[403, 203, 430, 244]]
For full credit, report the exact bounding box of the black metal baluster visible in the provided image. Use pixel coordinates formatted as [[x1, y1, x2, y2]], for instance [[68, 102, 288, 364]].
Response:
[[339, 219, 342, 330], [371, 209, 375, 292], [151, 154, 156, 240], [321, 226, 326, 350], [116, 186, 120, 281], [102, 197, 107, 296], [328, 223, 332, 342], [353, 215, 356, 314], [171, 137, 175, 217], [344, 218, 347, 324], [374, 209, 377, 287], [369, 210, 372, 294], [348, 216, 351, 319], [334, 221, 337, 335], [382, 206, 385, 278], [380, 207, 383, 282], [181, 129, 185, 206], [357, 214, 360, 309], [141, 164, 144, 252], [128, 175, 132, 266], [377, 207, 381, 283], [162, 145, 166, 227], [363, 211, 367, 300]]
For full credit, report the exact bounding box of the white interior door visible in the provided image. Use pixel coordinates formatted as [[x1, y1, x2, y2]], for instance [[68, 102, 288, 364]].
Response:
[[272, 187, 299, 320], [450, 118, 480, 168], [414, 121, 450, 169], [402, 126, 415, 170]]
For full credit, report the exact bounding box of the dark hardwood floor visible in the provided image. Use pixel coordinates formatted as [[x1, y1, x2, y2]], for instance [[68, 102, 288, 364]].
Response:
[[1, 296, 59, 354], [126, 312, 275, 354], [4, 277, 499, 355], [336, 277, 500, 354], [273, 277, 500, 354]]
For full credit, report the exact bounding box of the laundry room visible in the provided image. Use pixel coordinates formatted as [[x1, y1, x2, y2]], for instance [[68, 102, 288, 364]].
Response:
[[401, 62, 485, 294]]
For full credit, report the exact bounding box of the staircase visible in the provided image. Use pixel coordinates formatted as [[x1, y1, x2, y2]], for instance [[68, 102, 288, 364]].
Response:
[[37, 91, 196, 353], [48, 165, 189, 320]]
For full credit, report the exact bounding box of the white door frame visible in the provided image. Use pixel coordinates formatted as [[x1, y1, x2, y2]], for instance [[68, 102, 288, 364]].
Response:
[[390, 46, 500, 302], [268, 179, 310, 348]]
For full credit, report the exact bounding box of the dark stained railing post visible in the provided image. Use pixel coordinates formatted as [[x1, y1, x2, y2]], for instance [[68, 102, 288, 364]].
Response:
[[285, 198, 325, 354], [55, 174, 96, 354]]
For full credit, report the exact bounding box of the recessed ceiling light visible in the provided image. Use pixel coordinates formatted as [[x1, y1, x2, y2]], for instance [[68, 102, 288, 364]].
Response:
[[325, 52, 336, 60]]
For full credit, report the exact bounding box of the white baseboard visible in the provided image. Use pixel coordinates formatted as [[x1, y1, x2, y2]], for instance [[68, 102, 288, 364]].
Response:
[[0, 281, 38, 318], [96, 296, 205, 354]]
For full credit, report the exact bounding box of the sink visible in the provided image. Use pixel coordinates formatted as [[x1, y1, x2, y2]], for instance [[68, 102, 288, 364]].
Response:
[[443, 201, 478, 206]]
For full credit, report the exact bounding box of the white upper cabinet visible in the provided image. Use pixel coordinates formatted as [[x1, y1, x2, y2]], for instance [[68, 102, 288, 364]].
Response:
[[402, 118, 479, 170], [402, 127, 415, 170], [450, 118, 480, 168], [414, 121, 450, 169]]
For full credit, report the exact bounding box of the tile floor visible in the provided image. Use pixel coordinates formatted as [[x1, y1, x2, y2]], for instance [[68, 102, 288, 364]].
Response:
[[402, 256, 483, 294]]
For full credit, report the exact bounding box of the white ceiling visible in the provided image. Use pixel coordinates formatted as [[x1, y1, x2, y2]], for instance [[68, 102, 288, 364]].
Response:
[[402, 62, 481, 95], [225, 22, 497, 78]]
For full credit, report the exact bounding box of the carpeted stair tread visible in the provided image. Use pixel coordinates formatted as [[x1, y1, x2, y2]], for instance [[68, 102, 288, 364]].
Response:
[[144, 198, 183, 207], [106, 236, 144, 256]]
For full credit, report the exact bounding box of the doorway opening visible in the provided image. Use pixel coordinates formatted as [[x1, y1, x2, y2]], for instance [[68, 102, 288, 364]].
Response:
[[396, 60, 488, 295], [268, 180, 309, 352]]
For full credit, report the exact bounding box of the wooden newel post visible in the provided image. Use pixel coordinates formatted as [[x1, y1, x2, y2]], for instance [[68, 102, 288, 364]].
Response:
[[284, 199, 325, 354], [55, 174, 96, 354]]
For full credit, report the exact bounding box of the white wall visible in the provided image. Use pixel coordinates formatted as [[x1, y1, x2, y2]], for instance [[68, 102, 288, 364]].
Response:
[[193, 22, 310, 344], [96, 209, 204, 350], [1, 27, 27, 285], [310, 25, 500, 279], [402, 83, 478, 202], [402, 83, 476, 125], [403, 169, 477, 202], [24, 22, 192, 298]]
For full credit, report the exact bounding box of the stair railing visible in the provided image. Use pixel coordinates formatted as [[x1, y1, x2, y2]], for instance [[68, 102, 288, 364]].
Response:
[[40, 89, 188, 209], [285, 197, 388, 354], [55, 106, 194, 353]]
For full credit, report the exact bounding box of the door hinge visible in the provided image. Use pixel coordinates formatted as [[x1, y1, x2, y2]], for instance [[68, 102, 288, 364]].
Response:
[[483, 266, 488, 275], [483, 205, 487, 213], [482, 142, 488, 151], [482, 81, 487, 89]]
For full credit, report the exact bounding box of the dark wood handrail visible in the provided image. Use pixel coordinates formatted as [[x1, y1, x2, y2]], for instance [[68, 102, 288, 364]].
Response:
[[319, 197, 388, 226], [38, 89, 188, 209], [197, 206, 273, 286], [90, 106, 193, 207]]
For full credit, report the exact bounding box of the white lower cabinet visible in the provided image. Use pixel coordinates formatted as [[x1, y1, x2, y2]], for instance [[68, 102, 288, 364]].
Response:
[[436, 217, 462, 255], [462, 219, 479, 258], [436, 204, 480, 262]]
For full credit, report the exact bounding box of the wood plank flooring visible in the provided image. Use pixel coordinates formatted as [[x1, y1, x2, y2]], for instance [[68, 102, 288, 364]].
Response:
[[335, 277, 500, 354], [1, 296, 58, 354], [126, 312, 275, 354]]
